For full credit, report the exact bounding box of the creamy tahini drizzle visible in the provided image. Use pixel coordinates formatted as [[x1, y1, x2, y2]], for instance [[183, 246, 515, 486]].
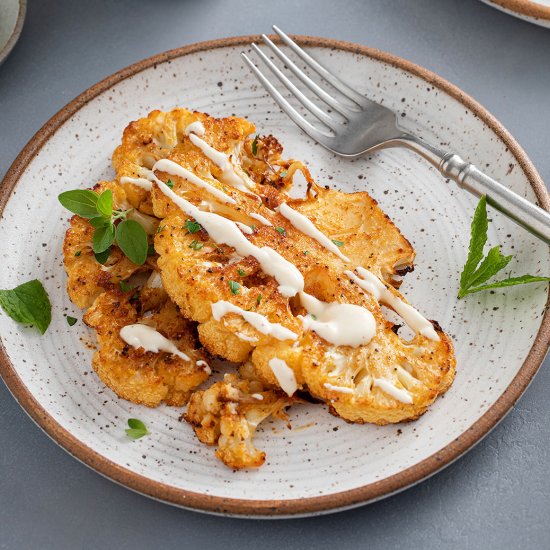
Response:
[[323, 382, 354, 394], [154, 179, 304, 297], [235, 222, 253, 234], [373, 378, 413, 404], [268, 358, 297, 396], [248, 212, 273, 226], [152, 158, 235, 204], [120, 324, 191, 361], [277, 203, 350, 262], [211, 301, 298, 341], [188, 133, 253, 193], [120, 176, 153, 191], [345, 267, 440, 341], [184, 121, 206, 136], [299, 292, 376, 348]]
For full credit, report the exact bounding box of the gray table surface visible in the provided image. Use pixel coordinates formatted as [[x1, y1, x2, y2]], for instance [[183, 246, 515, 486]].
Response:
[[1, 0, 549, 548]]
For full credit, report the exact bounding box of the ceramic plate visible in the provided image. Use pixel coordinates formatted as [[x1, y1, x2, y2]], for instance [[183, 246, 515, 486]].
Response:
[[1, 36, 549, 518], [481, 0, 550, 27], [0, 0, 26, 66]]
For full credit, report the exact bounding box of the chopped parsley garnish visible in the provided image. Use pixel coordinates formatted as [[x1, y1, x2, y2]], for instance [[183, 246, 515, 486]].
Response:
[[237, 269, 247, 277], [251, 134, 259, 156], [119, 280, 133, 292], [189, 240, 204, 251], [458, 196, 550, 298], [125, 418, 149, 440], [275, 227, 286, 236], [165, 179, 174, 189], [229, 280, 241, 295], [74, 250, 81, 257], [0, 279, 52, 334], [303, 250, 309, 256], [250, 224, 256, 231], [332, 239, 344, 247], [66, 316, 77, 326], [256, 294, 262, 305], [185, 219, 202, 234], [279, 171, 288, 178]]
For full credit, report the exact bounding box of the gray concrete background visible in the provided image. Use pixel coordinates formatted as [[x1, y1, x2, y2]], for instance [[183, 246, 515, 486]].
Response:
[[1, 0, 549, 548]]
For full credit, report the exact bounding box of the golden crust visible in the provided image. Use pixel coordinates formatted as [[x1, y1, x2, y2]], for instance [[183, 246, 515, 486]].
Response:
[[83, 286, 210, 407], [184, 368, 293, 469]]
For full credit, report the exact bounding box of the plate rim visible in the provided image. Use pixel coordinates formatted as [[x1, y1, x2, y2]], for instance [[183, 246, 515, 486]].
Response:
[[483, 0, 550, 20], [1, 34, 549, 517]]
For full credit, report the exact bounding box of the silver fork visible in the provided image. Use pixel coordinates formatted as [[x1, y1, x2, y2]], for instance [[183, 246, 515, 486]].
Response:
[[241, 26, 550, 244]]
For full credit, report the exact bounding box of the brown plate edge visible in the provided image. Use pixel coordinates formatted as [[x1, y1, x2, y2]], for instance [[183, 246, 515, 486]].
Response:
[[0, 34, 549, 518], [485, 0, 550, 19]]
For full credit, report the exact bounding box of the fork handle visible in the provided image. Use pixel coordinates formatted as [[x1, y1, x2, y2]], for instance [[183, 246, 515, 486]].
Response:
[[398, 136, 550, 244]]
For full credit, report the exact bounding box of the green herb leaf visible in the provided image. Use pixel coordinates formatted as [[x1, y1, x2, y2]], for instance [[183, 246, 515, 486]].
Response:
[[250, 224, 256, 231], [125, 418, 149, 440], [74, 250, 81, 257], [256, 294, 262, 305], [275, 227, 286, 236], [310, 313, 317, 320], [66, 316, 77, 326], [166, 179, 174, 189], [58, 189, 99, 218], [332, 239, 344, 247], [189, 240, 204, 251], [92, 224, 115, 254], [460, 275, 550, 297], [279, 171, 288, 178], [237, 269, 247, 277], [458, 196, 550, 298], [229, 280, 241, 295], [251, 134, 259, 156], [119, 280, 133, 292], [89, 216, 109, 228], [115, 219, 148, 265], [185, 219, 202, 234], [96, 189, 113, 218], [303, 250, 309, 256], [94, 247, 111, 264], [0, 279, 52, 334]]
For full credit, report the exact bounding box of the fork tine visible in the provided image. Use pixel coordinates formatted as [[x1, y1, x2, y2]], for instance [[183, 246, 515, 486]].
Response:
[[250, 43, 340, 130], [261, 34, 353, 118], [272, 25, 370, 108], [241, 53, 333, 141]]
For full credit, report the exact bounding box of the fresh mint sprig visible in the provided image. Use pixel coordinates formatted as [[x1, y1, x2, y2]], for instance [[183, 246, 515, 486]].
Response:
[[458, 196, 550, 298], [58, 188, 149, 265], [0, 279, 52, 334]]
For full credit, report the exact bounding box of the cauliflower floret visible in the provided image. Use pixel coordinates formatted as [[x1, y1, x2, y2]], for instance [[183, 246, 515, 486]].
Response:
[[83, 283, 210, 407], [184, 368, 293, 469]]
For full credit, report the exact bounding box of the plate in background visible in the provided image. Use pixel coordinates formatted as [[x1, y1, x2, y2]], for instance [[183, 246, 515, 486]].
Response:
[[0, 0, 26, 66], [0, 35, 549, 517], [481, 0, 550, 27]]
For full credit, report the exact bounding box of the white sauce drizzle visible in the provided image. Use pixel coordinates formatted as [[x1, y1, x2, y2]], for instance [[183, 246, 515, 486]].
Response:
[[154, 178, 304, 297], [184, 121, 206, 136], [373, 378, 413, 404], [323, 382, 354, 395], [188, 133, 253, 192], [211, 301, 298, 341], [196, 359, 211, 375], [251, 393, 264, 401], [268, 358, 297, 396], [298, 292, 376, 348], [120, 176, 152, 191], [277, 203, 350, 262], [345, 267, 440, 341], [152, 158, 235, 204], [235, 222, 253, 234], [235, 331, 259, 343], [248, 212, 273, 226], [120, 324, 190, 361]]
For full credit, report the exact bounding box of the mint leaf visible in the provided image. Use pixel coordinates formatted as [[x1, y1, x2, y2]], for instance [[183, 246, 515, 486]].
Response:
[[92, 224, 115, 253], [115, 219, 148, 265], [125, 418, 149, 440], [458, 196, 550, 298], [58, 189, 99, 218], [0, 279, 52, 334], [460, 196, 488, 290], [89, 216, 109, 228], [94, 247, 111, 264], [96, 189, 113, 218], [460, 275, 550, 297]]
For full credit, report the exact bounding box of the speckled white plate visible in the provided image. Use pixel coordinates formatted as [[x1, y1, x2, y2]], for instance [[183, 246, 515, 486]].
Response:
[[1, 36, 549, 518], [481, 0, 550, 27]]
